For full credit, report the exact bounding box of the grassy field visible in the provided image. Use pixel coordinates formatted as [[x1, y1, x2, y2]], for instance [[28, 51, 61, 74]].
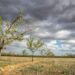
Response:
[[0, 56, 75, 75]]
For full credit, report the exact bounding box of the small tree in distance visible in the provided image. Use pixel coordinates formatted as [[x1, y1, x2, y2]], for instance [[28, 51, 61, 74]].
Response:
[[26, 36, 44, 62], [46, 49, 54, 56], [22, 49, 28, 56]]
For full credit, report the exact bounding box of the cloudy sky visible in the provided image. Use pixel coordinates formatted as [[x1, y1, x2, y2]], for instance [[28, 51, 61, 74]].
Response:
[[1, 0, 75, 55]]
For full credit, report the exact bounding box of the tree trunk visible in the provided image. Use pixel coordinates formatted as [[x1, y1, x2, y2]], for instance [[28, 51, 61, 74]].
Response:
[[31, 51, 34, 62], [32, 54, 33, 62], [0, 49, 2, 60], [0, 49, 2, 56], [0, 39, 4, 56]]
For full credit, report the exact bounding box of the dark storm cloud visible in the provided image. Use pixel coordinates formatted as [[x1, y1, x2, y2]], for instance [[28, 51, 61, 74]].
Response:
[[0, 0, 75, 22], [0, 0, 75, 40], [0, 0, 58, 20], [1, 0, 75, 54], [61, 23, 75, 30]]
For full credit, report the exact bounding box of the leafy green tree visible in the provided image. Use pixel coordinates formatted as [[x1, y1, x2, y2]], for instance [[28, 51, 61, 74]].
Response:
[[26, 36, 44, 62], [0, 12, 27, 56]]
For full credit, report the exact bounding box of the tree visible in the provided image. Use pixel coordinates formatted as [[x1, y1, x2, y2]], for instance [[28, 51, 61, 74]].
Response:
[[0, 12, 28, 56], [65, 53, 75, 57], [46, 49, 54, 56], [22, 49, 28, 56], [26, 36, 44, 62]]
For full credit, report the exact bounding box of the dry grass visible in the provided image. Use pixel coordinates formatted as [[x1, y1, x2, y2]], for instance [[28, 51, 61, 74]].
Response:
[[0, 56, 75, 75]]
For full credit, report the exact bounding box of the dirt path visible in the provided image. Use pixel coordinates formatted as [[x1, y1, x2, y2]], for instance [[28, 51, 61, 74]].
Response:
[[1, 61, 39, 75]]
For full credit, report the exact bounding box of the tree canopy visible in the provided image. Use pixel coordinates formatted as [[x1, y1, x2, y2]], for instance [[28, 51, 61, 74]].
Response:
[[0, 12, 26, 55]]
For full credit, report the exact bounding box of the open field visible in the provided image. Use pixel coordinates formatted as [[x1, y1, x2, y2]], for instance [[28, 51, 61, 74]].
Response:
[[0, 56, 75, 75]]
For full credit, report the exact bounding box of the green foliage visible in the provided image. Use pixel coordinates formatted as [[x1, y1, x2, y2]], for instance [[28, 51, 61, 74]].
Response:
[[0, 16, 3, 34], [27, 37, 34, 50], [22, 50, 28, 55], [26, 36, 44, 61], [11, 11, 24, 26], [46, 50, 54, 56], [0, 16, 2, 25], [27, 36, 44, 51], [0, 12, 25, 54], [33, 39, 44, 49]]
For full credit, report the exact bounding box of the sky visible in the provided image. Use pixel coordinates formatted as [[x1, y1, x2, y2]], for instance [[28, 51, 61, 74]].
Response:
[[1, 0, 75, 55]]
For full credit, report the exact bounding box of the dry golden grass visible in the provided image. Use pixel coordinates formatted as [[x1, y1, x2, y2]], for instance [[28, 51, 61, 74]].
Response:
[[0, 56, 75, 75]]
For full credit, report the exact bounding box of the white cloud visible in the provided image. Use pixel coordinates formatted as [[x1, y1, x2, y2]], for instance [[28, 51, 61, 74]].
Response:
[[34, 27, 40, 32], [55, 30, 71, 39], [24, 35, 30, 39], [61, 44, 71, 50], [20, 41, 27, 47], [68, 40, 75, 44], [46, 40, 57, 50], [36, 31, 51, 37], [1, 0, 75, 55]]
